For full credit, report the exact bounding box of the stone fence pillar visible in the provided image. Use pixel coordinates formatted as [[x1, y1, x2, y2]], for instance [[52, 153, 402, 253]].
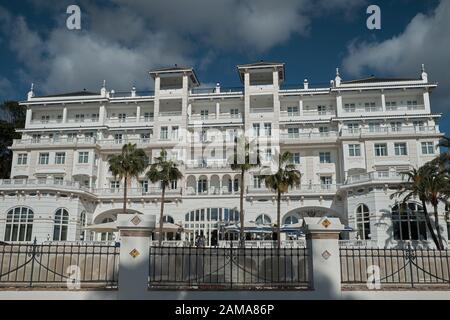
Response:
[[304, 217, 345, 298], [117, 213, 155, 299]]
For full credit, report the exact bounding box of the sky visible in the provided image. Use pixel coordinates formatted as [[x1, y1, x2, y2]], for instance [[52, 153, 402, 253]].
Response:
[[0, 0, 448, 134]]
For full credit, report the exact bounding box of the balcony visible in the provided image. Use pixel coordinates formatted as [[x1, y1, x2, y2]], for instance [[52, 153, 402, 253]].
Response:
[[12, 137, 97, 148], [340, 125, 439, 138], [280, 110, 335, 121], [246, 184, 340, 195], [188, 113, 243, 125], [185, 159, 230, 170], [280, 131, 338, 144], [0, 179, 93, 195], [95, 187, 182, 197], [344, 170, 407, 186]]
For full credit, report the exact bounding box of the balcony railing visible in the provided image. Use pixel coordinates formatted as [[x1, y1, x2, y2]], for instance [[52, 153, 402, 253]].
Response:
[[185, 159, 230, 169], [345, 171, 408, 185], [94, 187, 182, 197], [247, 184, 339, 194], [0, 179, 93, 193], [280, 131, 338, 141], [341, 126, 437, 137]]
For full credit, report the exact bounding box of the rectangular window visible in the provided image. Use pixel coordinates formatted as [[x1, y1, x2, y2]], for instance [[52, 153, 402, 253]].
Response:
[[91, 113, 99, 122], [264, 123, 272, 136], [140, 180, 149, 193], [118, 113, 126, 122], [114, 133, 123, 144], [75, 114, 85, 122], [17, 153, 27, 165], [287, 106, 299, 116], [390, 122, 402, 132], [394, 143, 408, 156], [171, 126, 179, 140], [144, 112, 154, 121], [140, 132, 151, 143], [414, 121, 425, 132], [348, 144, 361, 157], [160, 127, 168, 140], [288, 127, 299, 138], [170, 180, 178, 190], [347, 123, 359, 134], [252, 123, 260, 137], [253, 175, 262, 189], [374, 143, 388, 156], [264, 149, 272, 162], [319, 126, 329, 136], [55, 152, 66, 164], [368, 122, 381, 133], [78, 152, 89, 164], [421, 142, 434, 155], [386, 101, 397, 111], [317, 105, 327, 115], [364, 102, 378, 112], [32, 134, 41, 143], [230, 108, 240, 118], [407, 100, 418, 110], [344, 103, 356, 112], [54, 176, 64, 185], [38, 153, 49, 165], [319, 152, 331, 163], [292, 152, 300, 164], [320, 176, 332, 188], [200, 110, 209, 120], [41, 115, 50, 123], [110, 181, 120, 191]]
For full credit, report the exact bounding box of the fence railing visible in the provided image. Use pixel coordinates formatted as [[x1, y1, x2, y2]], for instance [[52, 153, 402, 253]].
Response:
[[148, 246, 310, 289], [340, 246, 450, 287], [0, 240, 120, 288]]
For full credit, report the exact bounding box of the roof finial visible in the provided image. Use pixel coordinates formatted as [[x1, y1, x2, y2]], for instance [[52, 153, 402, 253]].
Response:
[[102, 80, 106, 88], [336, 67, 340, 77], [30, 83, 34, 91], [421, 64, 425, 73]]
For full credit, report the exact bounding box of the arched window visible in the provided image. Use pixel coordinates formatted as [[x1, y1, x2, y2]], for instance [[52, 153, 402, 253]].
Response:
[[392, 202, 427, 240], [255, 214, 271, 225], [79, 211, 87, 241], [4, 207, 34, 242], [284, 215, 299, 225], [163, 215, 174, 224], [356, 204, 371, 240], [53, 208, 69, 241]]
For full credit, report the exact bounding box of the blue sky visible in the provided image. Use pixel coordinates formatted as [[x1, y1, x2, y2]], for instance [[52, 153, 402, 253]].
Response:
[[0, 0, 448, 134]]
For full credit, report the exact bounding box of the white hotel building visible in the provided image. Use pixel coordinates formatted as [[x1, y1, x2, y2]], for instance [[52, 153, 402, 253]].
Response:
[[0, 61, 448, 247]]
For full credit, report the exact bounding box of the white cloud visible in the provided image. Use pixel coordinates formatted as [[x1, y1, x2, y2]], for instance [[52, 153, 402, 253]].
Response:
[[341, 0, 450, 113], [0, 0, 366, 95]]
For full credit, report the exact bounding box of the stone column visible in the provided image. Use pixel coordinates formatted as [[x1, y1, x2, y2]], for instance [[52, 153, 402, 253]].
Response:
[[117, 213, 156, 299], [304, 217, 345, 298]]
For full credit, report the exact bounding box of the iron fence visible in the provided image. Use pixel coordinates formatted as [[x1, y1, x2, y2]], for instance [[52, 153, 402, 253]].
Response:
[[340, 246, 450, 288], [149, 246, 310, 290], [0, 240, 120, 288]]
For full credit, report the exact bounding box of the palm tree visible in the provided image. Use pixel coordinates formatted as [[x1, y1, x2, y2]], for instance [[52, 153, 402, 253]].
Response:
[[421, 165, 449, 249], [262, 151, 301, 249], [229, 136, 260, 247], [391, 165, 446, 249], [146, 149, 183, 246], [108, 143, 147, 214]]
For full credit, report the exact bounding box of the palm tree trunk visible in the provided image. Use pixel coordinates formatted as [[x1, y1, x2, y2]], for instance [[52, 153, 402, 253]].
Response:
[[421, 199, 440, 249], [432, 203, 444, 250], [159, 185, 166, 247], [123, 175, 128, 213], [277, 190, 281, 249], [239, 169, 245, 248]]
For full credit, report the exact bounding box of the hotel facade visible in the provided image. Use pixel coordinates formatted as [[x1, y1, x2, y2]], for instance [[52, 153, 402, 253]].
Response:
[[0, 61, 448, 247]]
